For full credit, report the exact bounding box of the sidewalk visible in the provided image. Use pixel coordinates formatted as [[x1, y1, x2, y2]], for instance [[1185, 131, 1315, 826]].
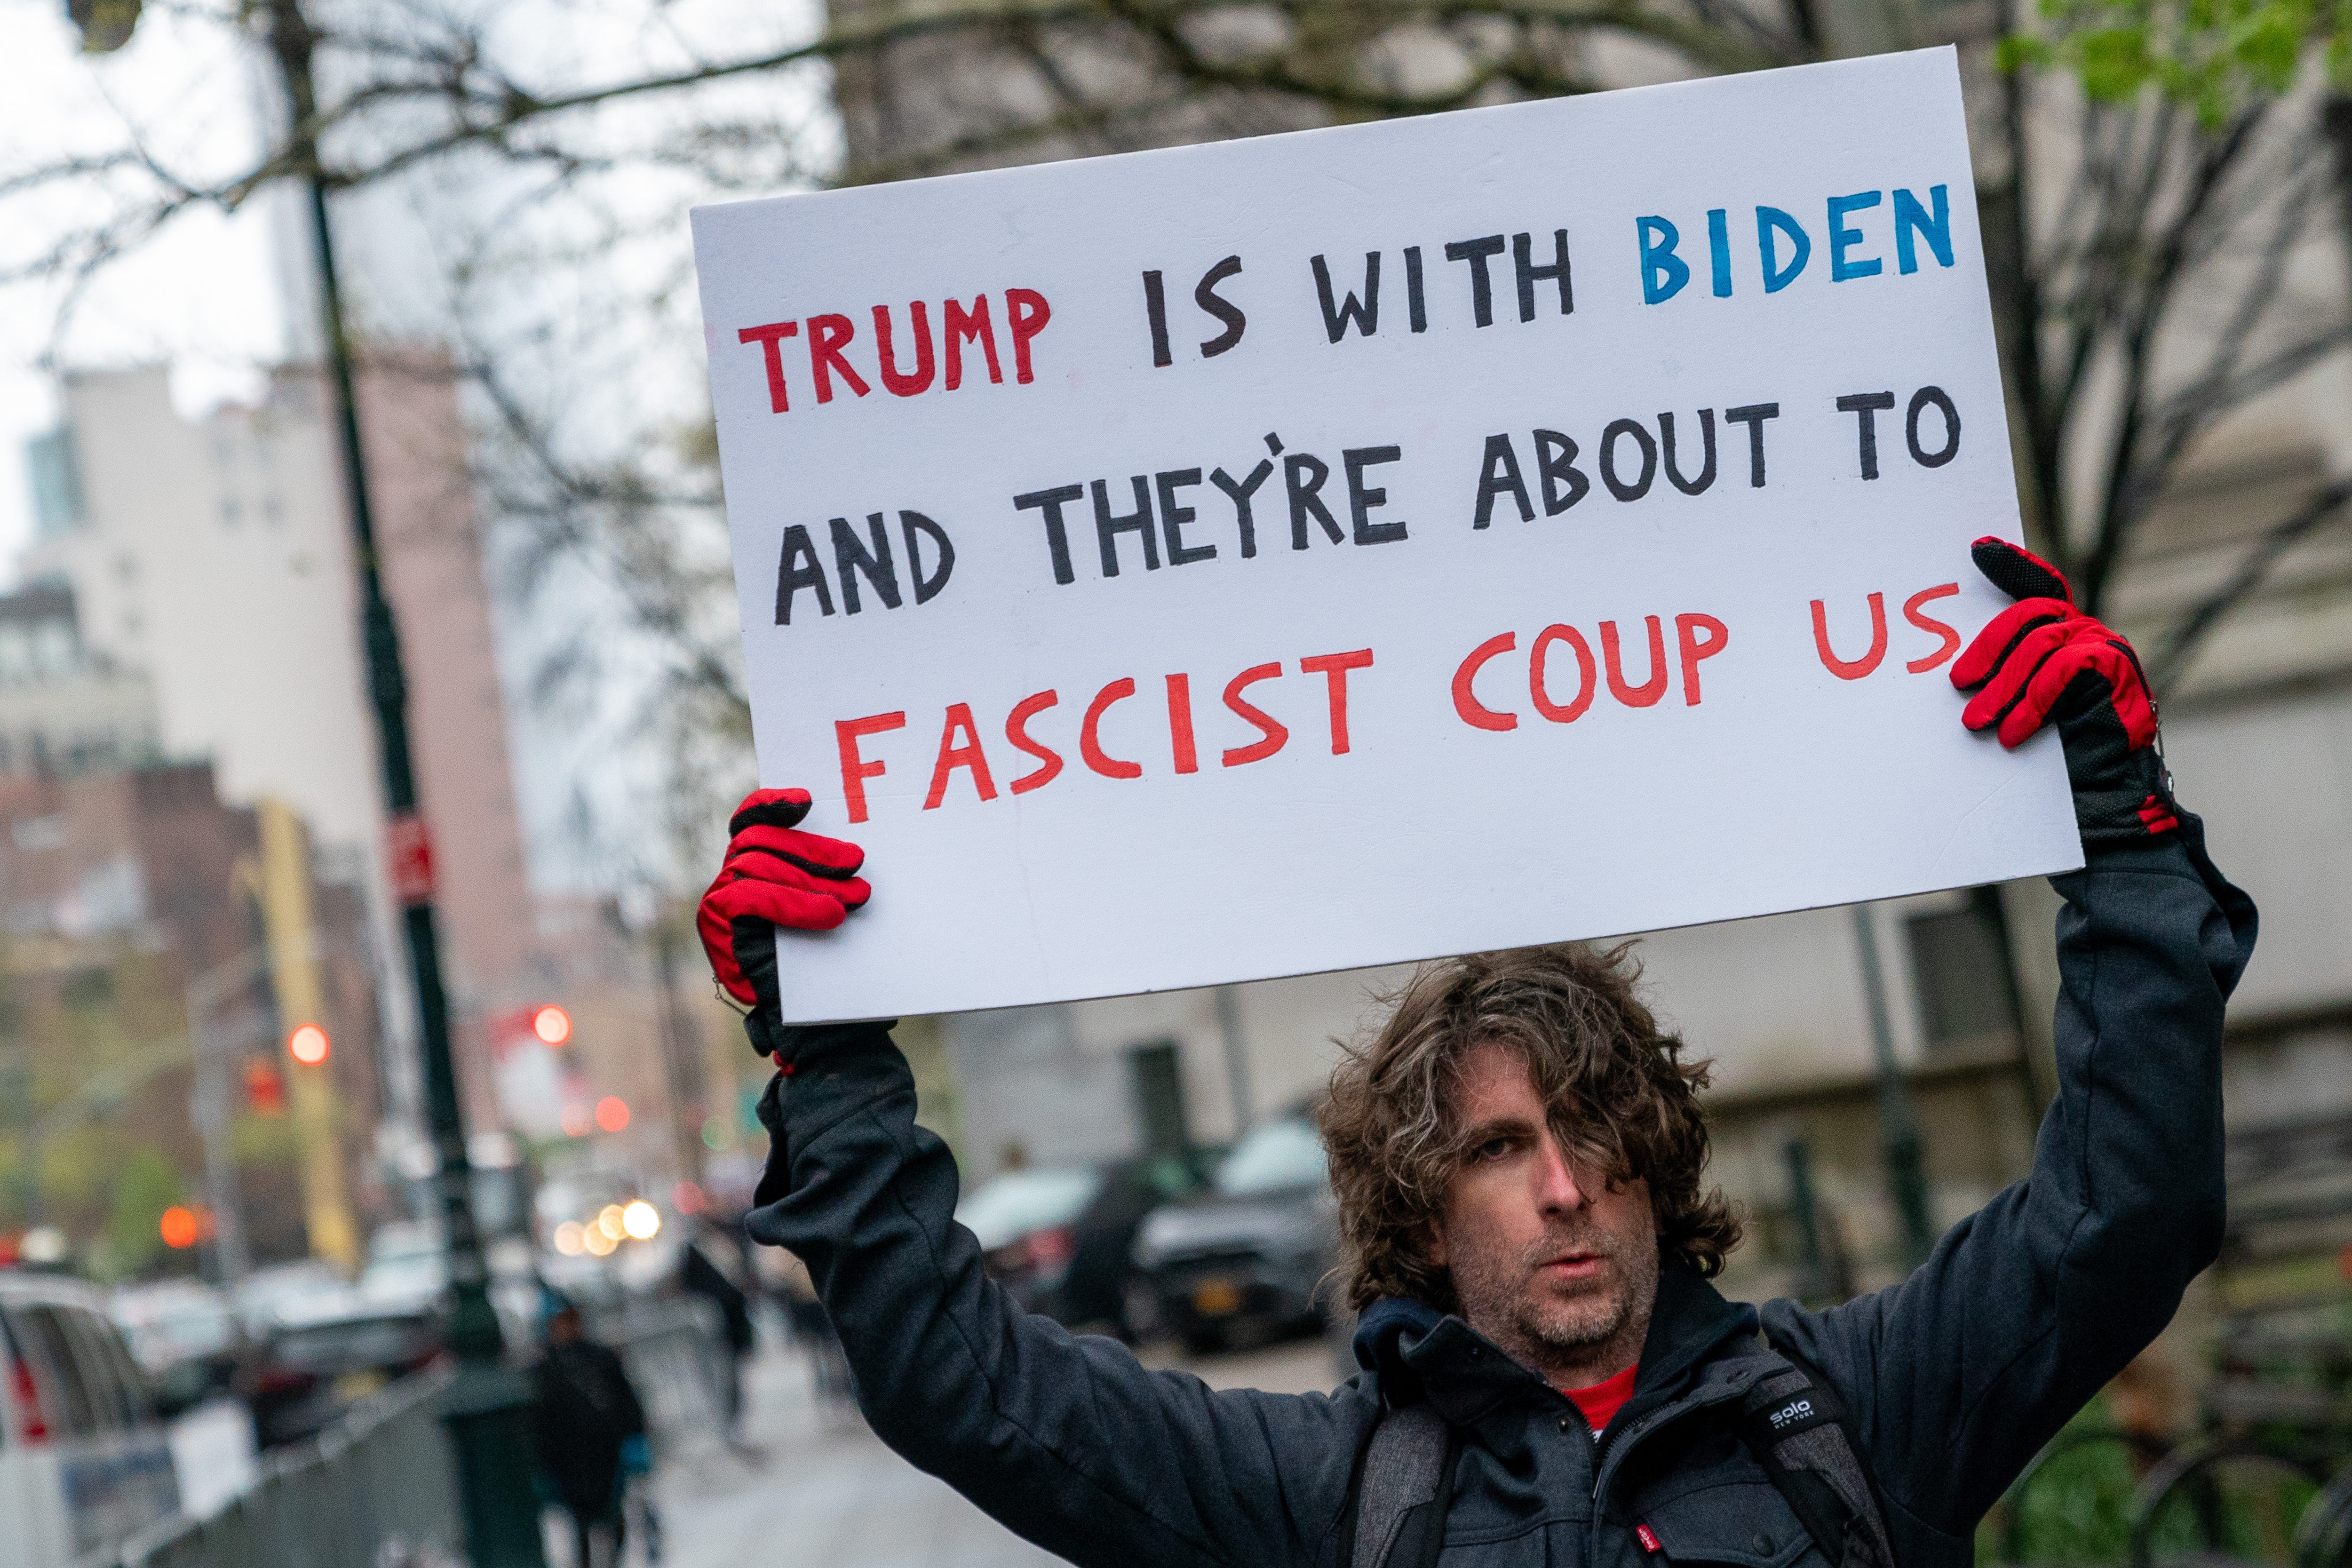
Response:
[[648, 1329, 1342, 1568]]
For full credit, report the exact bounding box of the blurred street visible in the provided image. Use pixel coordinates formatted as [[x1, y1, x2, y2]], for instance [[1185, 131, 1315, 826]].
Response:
[[646, 1328, 1343, 1568]]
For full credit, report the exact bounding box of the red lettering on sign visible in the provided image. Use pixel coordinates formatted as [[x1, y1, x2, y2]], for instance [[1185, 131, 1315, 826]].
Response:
[[1081, 679, 1143, 779], [1903, 583, 1962, 672], [944, 296, 1002, 390], [1675, 613, 1729, 705], [1167, 674, 1200, 773], [1298, 649, 1374, 754], [808, 314, 872, 404], [874, 303, 937, 397], [1602, 617, 1669, 708], [923, 702, 997, 809], [1453, 632, 1519, 731], [1812, 593, 1888, 679], [1007, 288, 1052, 385], [737, 321, 799, 413], [1005, 690, 1063, 793], [1529, 625, 1596, 723], [835, 711, 907, 824], [1221, 663, 1288, 766]]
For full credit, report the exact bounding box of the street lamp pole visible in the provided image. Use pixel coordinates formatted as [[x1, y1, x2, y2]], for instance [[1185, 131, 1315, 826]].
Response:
[[261, 1, 544, 1560], [1850, 903, 1935, 1271]]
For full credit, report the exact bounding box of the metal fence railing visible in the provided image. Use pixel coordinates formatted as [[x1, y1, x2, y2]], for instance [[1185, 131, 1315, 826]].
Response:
[[111, 1367, 465, 1568], [97, 1292, 730, 1568], [596, 1293, 730, 1446]]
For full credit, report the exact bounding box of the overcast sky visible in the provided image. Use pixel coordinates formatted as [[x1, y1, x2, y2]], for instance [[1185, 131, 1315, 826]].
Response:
[[0, 0, 294, 573]]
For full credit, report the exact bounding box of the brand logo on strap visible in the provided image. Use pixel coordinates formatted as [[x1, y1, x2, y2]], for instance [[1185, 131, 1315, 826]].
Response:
[[1767, 1397, 1814, 1430]]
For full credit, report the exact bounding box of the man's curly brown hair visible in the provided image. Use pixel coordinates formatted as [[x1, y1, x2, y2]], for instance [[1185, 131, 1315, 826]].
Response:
[[1322, 942, 1741, 1313]]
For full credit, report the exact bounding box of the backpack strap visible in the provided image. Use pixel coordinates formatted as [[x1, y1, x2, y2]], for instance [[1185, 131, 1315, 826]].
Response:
[[1340, 1402, 1462, 1568], [1732, 1346, 1895, 1568]]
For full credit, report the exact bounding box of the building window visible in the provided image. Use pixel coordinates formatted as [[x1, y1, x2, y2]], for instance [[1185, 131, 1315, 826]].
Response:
[[1905, 888, 2026, 1053], [34, 621, 75, 675], [24, 428, 86, 540]]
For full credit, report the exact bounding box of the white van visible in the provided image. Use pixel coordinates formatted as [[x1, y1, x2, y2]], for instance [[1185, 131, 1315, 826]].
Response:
[[0, 1273, 180, 1568]]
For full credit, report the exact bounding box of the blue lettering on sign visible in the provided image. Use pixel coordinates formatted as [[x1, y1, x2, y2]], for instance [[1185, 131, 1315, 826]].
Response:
[[1636, 186, 1955, 303], [1637, 216, 1690, 304], [1895, 184, 1954, 274], [1828, 191, 1883, 280], [1757, 206, 1810, 294]]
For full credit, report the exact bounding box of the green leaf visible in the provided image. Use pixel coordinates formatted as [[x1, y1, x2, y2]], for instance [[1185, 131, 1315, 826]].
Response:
[[2004, 0, 2350, 113]]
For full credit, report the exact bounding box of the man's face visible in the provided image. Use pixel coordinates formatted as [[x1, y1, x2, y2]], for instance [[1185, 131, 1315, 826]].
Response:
[[1427, 1041, 1662, 1387]]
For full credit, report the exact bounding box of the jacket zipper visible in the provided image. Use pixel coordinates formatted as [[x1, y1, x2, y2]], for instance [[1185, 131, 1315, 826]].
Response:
[[1586, 1369, 1765, 1566]]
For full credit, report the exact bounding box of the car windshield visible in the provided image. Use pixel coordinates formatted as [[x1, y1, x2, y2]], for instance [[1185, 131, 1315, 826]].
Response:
[[956, 1169, 1101, 1250], [138, 1303, 233, 1358], [273, 1317, 426, 1371], [1216, 1120, 1327, 1195]]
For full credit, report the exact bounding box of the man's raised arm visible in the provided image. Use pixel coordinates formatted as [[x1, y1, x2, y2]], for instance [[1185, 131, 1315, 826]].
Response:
[[699, 788, 1373, 1568], [1764, 540, 2259, 1564]]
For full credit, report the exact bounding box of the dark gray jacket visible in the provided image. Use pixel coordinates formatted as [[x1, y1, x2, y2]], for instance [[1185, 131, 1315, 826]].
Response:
[[744, 819, 2255, 1568]]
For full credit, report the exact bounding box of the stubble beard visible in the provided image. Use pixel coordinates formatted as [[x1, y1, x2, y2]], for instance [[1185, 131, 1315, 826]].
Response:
[[1450, 1221, 1661, 1383]]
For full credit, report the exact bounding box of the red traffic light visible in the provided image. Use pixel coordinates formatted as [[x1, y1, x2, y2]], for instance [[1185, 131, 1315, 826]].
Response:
[[532, 1005, 572, 1046], [287, 1024, 330, 1065], [244, 1059, 286, 1115]]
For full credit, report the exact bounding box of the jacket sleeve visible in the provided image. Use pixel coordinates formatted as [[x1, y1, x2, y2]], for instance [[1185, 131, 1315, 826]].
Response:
[[741, 1020, 1375, 1568], [1764, 811, 2257, 1549]]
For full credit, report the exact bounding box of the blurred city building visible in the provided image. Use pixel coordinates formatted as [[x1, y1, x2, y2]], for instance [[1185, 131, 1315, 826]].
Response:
[[0, 760, 381, 1276], [0, 583, 161, 776], [19, 350, 536, 1154], [512, 894, 769, 1205], [14, 349, 779, 1275]]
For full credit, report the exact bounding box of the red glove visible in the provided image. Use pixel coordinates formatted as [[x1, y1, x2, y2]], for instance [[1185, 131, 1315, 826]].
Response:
[[697, 789, 869, 1049], [1951, 537, 2177, 844]]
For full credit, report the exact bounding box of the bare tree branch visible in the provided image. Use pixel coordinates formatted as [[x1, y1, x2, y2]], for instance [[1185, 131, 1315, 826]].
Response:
[[2148, 478, 2352, 692]]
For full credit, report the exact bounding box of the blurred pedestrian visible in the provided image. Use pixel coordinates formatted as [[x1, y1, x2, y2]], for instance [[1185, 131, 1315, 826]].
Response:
[[530, 1295, 648, 1568], [678, 1221, 755, 1442], [763, 1243, 852, 1413]]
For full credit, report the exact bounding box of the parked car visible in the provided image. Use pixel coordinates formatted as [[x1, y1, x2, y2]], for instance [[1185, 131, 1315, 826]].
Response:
[[109, 1279, 243, 1417], [357, 1221, 557, 1348], [246, 1301, 442, 1449], [232, 1259, 358, 1334], [959, 1156, 1200, 1337], [0, 1272, 181, 1567], [1129, 1117, 1340, 1353]]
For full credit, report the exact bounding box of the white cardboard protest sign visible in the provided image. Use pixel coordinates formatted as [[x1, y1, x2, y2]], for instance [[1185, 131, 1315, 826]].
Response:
[[692, 47, 2083, 1023]]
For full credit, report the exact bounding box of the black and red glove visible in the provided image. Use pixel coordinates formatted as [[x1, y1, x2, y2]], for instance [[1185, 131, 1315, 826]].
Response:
[[697, 788, 870, 1057], [1951, 537, 2178, 845]]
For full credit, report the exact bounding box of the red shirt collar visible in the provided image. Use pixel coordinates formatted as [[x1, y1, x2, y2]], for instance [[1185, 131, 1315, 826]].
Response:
[[1561, 1361, 1639, 1433]]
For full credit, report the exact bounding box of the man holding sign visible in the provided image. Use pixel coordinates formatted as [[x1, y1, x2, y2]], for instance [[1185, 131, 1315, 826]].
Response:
[[699, 536, 2251, 1568], [688, 47, 2254, 1568]]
